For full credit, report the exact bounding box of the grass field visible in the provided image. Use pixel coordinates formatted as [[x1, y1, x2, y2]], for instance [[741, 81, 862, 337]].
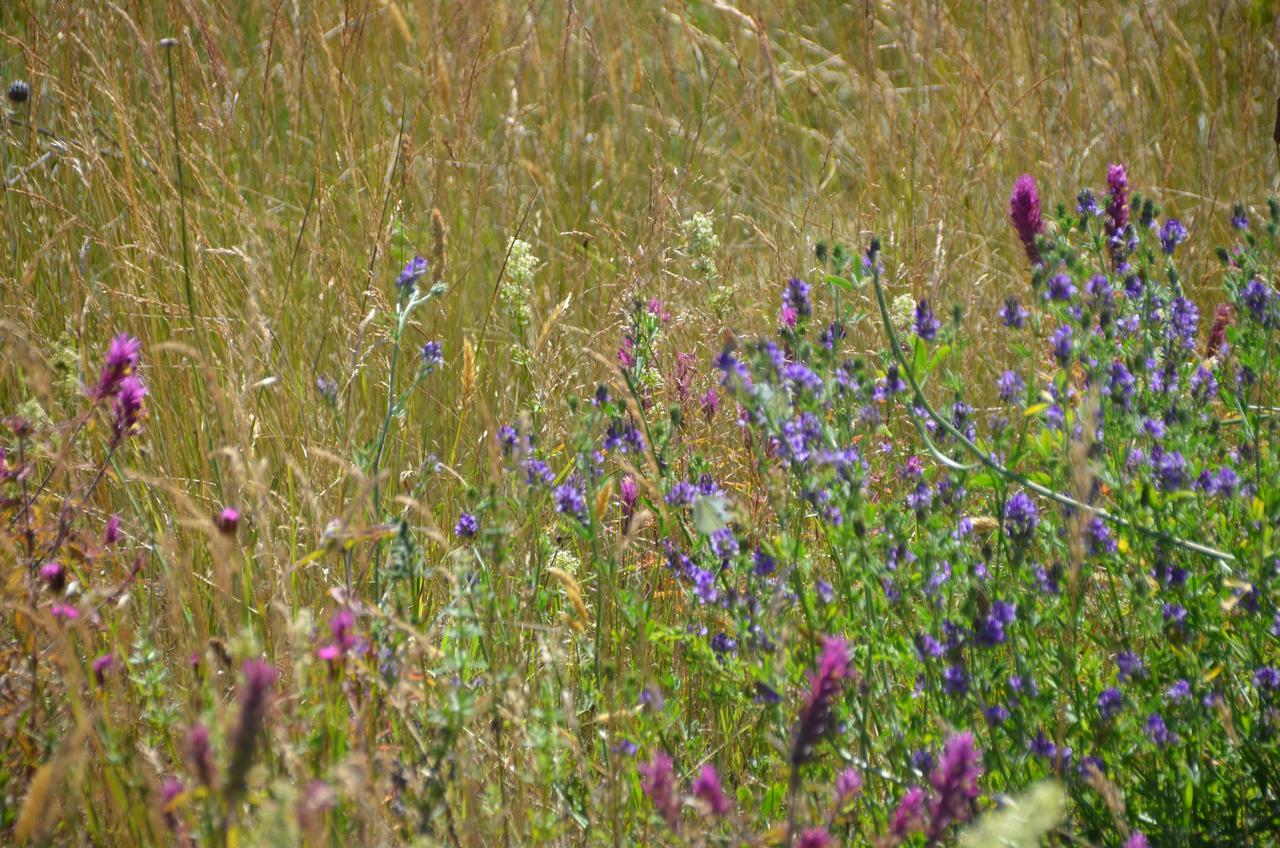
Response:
[[3, 2, 1280, 845]]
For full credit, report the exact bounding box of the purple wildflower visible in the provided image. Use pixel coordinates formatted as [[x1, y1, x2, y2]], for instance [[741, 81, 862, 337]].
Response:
[[619, 475, 638, 518], [997, 370, 1024, 403], [103, 514, 122, 546], [691, 764, 732, 816], [110, 375, 148, 444], [998, 296, 1028, 329], [927, 731, 983, 840], [216, 507, 240, 535], [783, 277, 812, 320], [50, 603, 78, 622], [1167, 679, 1192, 702], [943, 664, 969, 696], [187, 722, 217, 788], [1159, 218, 1188, 254], [1144, 712, 1174, 747], [887, 786, 927, 844], [454, 512, 479, 538], [1116, 651, 1145, 683], [790, 636, 853, 766], [1106, 164, 1129, 235], [1254, 667, 1280, 691], [1045, 273, 1076, 302], [92, 333, 142, 400], [1077, 189, 1100, 216], [1241, 278, 1274, 325], [420, 340, 444, 373], [554, 482, 587, 519], [40, 561, 66, 593], [92, 653, 115, 686], [700, 387, 719, 421], [1009, 174, 1044, 262], [797, 829, 833, 848], [914, 299, 941, 341], [226, 659, 277, 803], [835, 767, 863, 803], [1004, 491, 1039, 542], [638, 752, 680, 829], [396, 256, 429, 291], [1097, 687, 1123, 719], [1051, 324, 1073, 365]]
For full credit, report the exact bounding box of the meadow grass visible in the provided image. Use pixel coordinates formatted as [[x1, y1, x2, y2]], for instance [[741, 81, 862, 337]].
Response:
[[2, 1, 1280, 845]]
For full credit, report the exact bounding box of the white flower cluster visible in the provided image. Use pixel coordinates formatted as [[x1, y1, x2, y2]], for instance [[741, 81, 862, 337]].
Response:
[[682, 212, 719, 279], [500, 237, 537, 328]]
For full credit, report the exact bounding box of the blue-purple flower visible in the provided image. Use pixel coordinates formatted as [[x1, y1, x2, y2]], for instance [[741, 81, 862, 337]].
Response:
[[454, 512, 478, 538], [914, 299, 941, 341]]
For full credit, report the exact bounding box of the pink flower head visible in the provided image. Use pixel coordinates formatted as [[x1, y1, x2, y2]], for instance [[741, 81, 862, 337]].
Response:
[[835, 767, 863, 803], [888, 786, 927, 843], [110, 375, 148, 444], [791, 636, 853, 766], [927, 731, 984, 839], [619, 475, 638, 516], [691, 764, 732, 816], [216, 507, 240, 534], [638, 752, 680, 829], [187, 722, 217, 787], [93, 333, 141, 400], [92, 653, 115, 686], [40, 561, 66, 592], [797, 828, 833, 848], [316, 644, 341, 662], [103, 514, 122, 546], [780, 305, 798, 328], [1009, 174, 1044, 263], [648, 298, 670, 323], [50, 602, 78, 623], [700, 387, 719, 422], [617, 336, 636, 369], [160, 778, 184, 832], [1125, 832, 1150, 848], [816, 636, 852, 680], [330, 608, 357, 651]]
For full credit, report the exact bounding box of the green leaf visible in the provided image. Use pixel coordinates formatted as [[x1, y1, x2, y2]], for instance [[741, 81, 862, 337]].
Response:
[[825, 274, 854, 292]]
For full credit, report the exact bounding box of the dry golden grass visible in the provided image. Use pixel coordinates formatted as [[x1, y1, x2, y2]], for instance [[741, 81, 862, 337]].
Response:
[[1, 1, 1279, 843]]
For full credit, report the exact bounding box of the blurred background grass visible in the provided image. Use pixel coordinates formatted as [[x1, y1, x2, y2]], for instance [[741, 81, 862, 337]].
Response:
[[1, 0, 1279, 839]]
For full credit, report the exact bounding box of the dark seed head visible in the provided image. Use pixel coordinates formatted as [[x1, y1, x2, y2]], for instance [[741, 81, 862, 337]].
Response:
[[7, 80, 29, 104]]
